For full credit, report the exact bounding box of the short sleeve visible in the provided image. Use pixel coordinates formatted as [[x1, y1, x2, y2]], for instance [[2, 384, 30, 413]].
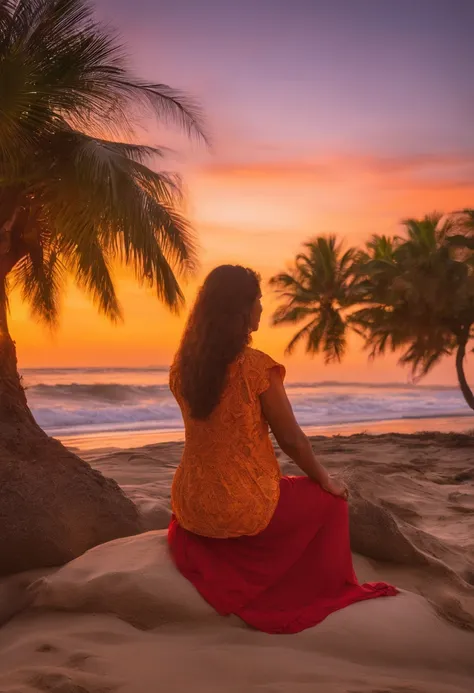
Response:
[[247, 349, 286, 396]]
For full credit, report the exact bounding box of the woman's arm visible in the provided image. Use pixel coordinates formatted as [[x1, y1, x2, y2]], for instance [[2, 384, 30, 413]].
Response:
[[260, 368, 348, 498]]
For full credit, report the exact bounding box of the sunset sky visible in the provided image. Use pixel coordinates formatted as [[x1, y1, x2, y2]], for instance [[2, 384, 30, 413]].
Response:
[[11, 0, 474, 383]]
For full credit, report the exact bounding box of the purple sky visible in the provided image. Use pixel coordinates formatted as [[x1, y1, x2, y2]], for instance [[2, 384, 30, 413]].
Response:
[[95, 0, 474, 161]]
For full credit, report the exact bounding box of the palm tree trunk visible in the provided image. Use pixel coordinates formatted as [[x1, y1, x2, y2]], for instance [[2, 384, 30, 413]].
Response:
[[0, 207, 35, 423], [0, 264, 143, 577], [0, 264, 37, 429], [455, 336, 474, 411]]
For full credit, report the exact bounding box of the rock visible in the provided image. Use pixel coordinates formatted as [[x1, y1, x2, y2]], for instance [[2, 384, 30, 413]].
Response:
[[347, 472, 474, 588], [348, 493, 429, 565], [30, 530, 219, 629], [124, 491, 172, 531], [29, 529, 474, 657], [0, 431, 143, 576], [454, 468, 474, 483]]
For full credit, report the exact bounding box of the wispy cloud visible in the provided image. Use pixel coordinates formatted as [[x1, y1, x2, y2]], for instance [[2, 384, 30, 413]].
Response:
[[198, 152, 474, 191]]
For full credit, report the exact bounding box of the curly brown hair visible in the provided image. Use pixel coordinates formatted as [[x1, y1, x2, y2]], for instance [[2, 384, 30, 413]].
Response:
[[176, 265, 261, 419]]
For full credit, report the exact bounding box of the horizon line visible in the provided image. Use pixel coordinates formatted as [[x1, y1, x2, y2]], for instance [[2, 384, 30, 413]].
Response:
[[19, 367, 462, 391]]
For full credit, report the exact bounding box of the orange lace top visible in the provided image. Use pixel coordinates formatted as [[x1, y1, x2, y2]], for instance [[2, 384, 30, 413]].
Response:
[[169, 347, 285, 538]]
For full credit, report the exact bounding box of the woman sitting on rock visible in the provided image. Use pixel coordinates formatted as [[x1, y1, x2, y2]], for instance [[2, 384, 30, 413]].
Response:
[[168, 265, 397, 634]]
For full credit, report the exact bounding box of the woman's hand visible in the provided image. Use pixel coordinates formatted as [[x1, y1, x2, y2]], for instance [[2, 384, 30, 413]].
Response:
[[321, 476, 349, 500]]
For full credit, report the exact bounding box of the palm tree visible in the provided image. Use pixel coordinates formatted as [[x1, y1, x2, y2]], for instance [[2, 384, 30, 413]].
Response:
[[0, 0, 207, 427], [269, 236, 358, 362], [364, 234, 397, 261], [0, 0, 207, 573], [271, 217, 474, 412], [353, 214, 474, 409]]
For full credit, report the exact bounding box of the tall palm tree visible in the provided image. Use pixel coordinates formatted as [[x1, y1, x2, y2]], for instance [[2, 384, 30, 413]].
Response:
[[353, 214, 474, 409], [0, 0, 207, 573], [269, 236, 358, 362], [0, 0, 207, 428]]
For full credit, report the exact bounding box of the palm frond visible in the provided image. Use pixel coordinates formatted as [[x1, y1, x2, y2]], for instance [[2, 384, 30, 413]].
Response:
[[107, 79, 209, 145], [0, 0, 208, 167], [323, 307, 346, 362], [62, 237, 122, 321], [11, 239, 66, 327], [1, 0, 204, 335], [270, 235, 357, 358], [285, 318, 319, 355], [272, 304, 315, 326]]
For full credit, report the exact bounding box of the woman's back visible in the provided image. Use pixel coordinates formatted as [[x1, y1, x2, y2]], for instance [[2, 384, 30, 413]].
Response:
[[170, 347, 285, 538], [168, 263, 397, 635]]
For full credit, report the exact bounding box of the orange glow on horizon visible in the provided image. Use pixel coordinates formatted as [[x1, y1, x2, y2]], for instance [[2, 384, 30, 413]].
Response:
[[10, 152, 474, 385]]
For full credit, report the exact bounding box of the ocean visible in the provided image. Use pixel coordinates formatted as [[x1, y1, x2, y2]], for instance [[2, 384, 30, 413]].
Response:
[[20, 366, 473, 450]]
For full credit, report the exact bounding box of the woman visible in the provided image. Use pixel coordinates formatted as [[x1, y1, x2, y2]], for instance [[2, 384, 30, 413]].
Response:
[[168, 265, 397, 634]]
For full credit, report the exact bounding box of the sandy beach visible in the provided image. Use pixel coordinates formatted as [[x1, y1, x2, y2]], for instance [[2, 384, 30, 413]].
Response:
[[0, 431, 473, 693]]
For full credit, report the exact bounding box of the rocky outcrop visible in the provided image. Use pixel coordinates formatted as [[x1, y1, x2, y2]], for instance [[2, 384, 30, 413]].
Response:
[[0, 429, 143, 576]]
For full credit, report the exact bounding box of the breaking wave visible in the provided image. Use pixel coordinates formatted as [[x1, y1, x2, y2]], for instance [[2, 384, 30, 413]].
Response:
[[21, 369, 470, 437]]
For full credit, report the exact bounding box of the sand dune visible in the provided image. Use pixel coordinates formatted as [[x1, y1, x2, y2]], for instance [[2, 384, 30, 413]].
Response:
[[1, 432, 474, 692]]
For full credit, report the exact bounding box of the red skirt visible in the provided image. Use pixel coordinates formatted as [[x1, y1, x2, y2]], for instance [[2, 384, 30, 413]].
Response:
[[168, 476, 398, 634]]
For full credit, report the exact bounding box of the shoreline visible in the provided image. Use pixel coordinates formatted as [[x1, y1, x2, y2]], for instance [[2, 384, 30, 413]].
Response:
[[60, 413, 474, 453]]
